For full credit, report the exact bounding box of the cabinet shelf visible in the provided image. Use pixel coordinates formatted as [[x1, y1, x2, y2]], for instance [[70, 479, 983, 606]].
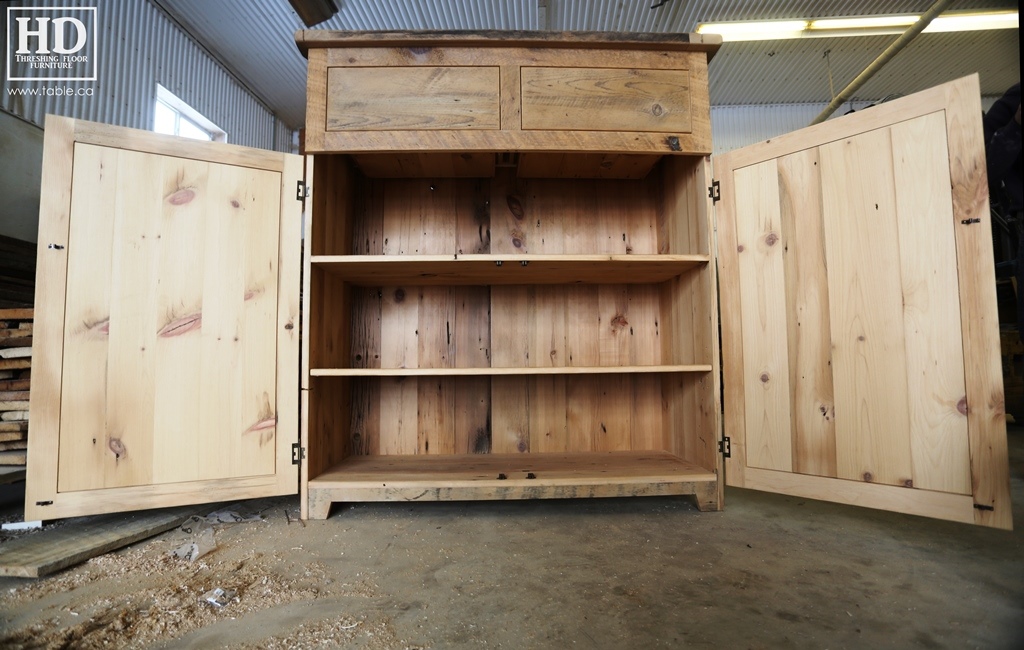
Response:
[[310, 364, 713, 377], [308, 451, 717, 504], [310, 254, 709, 286]]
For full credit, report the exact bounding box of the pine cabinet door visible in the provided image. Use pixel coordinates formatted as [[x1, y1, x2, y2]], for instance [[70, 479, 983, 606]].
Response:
[[25, 117, 303, 520], [716, 75, 1011, 529]]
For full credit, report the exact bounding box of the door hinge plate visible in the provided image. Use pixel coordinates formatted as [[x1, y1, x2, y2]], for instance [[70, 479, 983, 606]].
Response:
[[296, 181, 309, 201], [291, 443, 305, 465], [719, 436, 731, 458], [709, 179, 721, 204]]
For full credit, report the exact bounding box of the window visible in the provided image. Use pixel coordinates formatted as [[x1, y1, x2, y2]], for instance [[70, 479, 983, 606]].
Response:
[[153, 84, 226, 142]]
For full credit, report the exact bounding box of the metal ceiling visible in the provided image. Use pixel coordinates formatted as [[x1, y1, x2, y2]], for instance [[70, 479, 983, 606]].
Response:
[[154, 0, 1020, 130]]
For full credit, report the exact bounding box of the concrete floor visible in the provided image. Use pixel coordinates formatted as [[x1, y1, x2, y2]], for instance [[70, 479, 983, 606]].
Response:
[[0, 431, 1021, 649]]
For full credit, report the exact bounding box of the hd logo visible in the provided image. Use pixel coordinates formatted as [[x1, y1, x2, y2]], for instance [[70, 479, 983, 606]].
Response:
[[6, 6, 97, 81]]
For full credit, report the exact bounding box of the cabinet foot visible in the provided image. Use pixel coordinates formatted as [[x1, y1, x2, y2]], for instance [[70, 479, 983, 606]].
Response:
[[307, 492, 333, 520], [693, 481, 722, 512]]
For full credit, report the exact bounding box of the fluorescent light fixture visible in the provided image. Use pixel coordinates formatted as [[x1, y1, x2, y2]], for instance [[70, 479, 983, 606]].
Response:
[[696, 10, 1018, 42], [695, 20, 807, 42]]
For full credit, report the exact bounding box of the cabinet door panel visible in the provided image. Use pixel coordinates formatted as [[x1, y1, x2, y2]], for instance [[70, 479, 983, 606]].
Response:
[[717, 75, 1010, 528], [26, 117, 302, 520]]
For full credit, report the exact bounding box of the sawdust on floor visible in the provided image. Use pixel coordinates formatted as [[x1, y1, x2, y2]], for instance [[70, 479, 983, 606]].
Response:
[[0, 498, 417, 650]]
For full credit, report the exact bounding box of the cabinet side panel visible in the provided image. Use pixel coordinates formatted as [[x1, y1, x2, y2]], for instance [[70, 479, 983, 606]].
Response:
[[25, 116, 76, 518], [308, 376, 351, 478], [659, 156, 708, 256], [311, 156, 356, 256]]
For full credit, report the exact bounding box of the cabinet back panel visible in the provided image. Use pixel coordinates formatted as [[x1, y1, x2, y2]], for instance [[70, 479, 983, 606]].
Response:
[[340, 171, 677, 256], [491, 285, 663, 367], [336, 375, 680, 458]]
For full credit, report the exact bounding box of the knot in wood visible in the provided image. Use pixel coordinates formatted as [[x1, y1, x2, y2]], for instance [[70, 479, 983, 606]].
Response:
[[862, 472, 873, 482], [759, 372, 770, 384], [764, 232, 779, 246], [167, 188, 195, 206], [108, 437, 126, 458], [506, 195, 525, 220], [394, 288, 406, 303], [956, 397, 968, 415], [651, 103, 664, 117]]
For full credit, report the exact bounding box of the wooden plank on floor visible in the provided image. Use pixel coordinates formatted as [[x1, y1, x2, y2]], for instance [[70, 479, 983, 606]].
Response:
[[0, 505, 203, 578]]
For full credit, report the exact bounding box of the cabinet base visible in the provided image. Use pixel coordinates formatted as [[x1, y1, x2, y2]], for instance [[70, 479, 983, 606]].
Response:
[[305, 451, 719, 519]]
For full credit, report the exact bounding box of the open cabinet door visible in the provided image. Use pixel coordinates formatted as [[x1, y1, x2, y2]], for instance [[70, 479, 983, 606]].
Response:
[[25, 117, 303, 521], [716, 75, 1012, 529]]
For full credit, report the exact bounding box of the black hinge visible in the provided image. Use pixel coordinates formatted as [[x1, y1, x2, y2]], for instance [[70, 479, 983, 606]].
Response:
[[708, 179, 721, 204], [35, 501, 53, 506], [719, 437, 731, 458], [296, 181, 309, 201], [291, 443, 305, 465], [961, 218, 981, 225]]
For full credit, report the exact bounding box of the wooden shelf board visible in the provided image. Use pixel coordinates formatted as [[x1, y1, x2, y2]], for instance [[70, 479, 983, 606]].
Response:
[[310, 364, 713, 377], [310, 451, 717, 491], [310, 254, 709, 285]]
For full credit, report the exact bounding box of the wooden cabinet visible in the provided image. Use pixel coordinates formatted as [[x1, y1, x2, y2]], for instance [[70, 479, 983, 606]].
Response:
[[26, 32, 1012, 530]]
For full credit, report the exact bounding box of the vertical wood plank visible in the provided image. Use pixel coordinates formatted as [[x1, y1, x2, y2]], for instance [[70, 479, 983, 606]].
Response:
[[565, 377, 595, 452], [150, 156, 209, 484], [491, 168, 528, 254], [236, 161, 283, 478], [627, 285, 661, 366], [777, 149, 837, 478], [566, 286, 600, 367], [734, 160, 794, 473], [455, 377, 491, 454], [417, 287, 455, 369], [418, 378, 456, 454], [453, 287, 491, 453], [491, 376, 529, 453], [631, 374, 664, 451], [379, 377, 418, 454], [350, 287, 382, 369], [490, 286, 530, 367], [592, 376, 632, 451], [56, 143, 118, 492], [529, 376, 568, 452], [103, 148, 163, 488], [820, 129, 914, 488], [531, 286, 566, 368], [196, 160, 246, 481], [598, 285, 631, 367], [891, 113, 971, 494], [943, 78, 1012, 528], [381, 286, 418, 368]]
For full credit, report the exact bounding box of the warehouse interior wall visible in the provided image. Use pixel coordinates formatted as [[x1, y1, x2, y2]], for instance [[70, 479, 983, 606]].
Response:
[[0, 112, 43, 243], [1, 0, 296, 151], [1, 0, 297, 241]]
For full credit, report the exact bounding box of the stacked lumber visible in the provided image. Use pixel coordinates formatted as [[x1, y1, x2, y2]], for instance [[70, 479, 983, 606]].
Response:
[[0, 308, 32, 467]]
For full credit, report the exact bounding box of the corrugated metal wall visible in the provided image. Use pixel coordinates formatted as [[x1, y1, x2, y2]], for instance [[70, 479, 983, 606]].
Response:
[[2, 0, 294, 152]]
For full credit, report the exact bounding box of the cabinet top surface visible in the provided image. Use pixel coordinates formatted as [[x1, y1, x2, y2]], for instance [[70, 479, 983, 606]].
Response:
[[295, 29, 722, 57]]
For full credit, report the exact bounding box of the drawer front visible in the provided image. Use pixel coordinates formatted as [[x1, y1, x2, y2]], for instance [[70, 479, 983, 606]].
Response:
[[521, 67, 691, 133], [327, 66, 501, 131]]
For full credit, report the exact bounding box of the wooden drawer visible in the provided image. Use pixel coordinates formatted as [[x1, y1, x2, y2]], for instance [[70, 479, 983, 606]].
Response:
[[326, 66, 500, 131], [521, 67, 691, 133]]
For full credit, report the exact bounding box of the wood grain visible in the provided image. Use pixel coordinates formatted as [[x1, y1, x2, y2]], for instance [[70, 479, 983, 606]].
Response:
[[733, 160, 794, 473], [820, 129, 914, 488], [521, 67, 691, 133], [327, 66, 500, 131]]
